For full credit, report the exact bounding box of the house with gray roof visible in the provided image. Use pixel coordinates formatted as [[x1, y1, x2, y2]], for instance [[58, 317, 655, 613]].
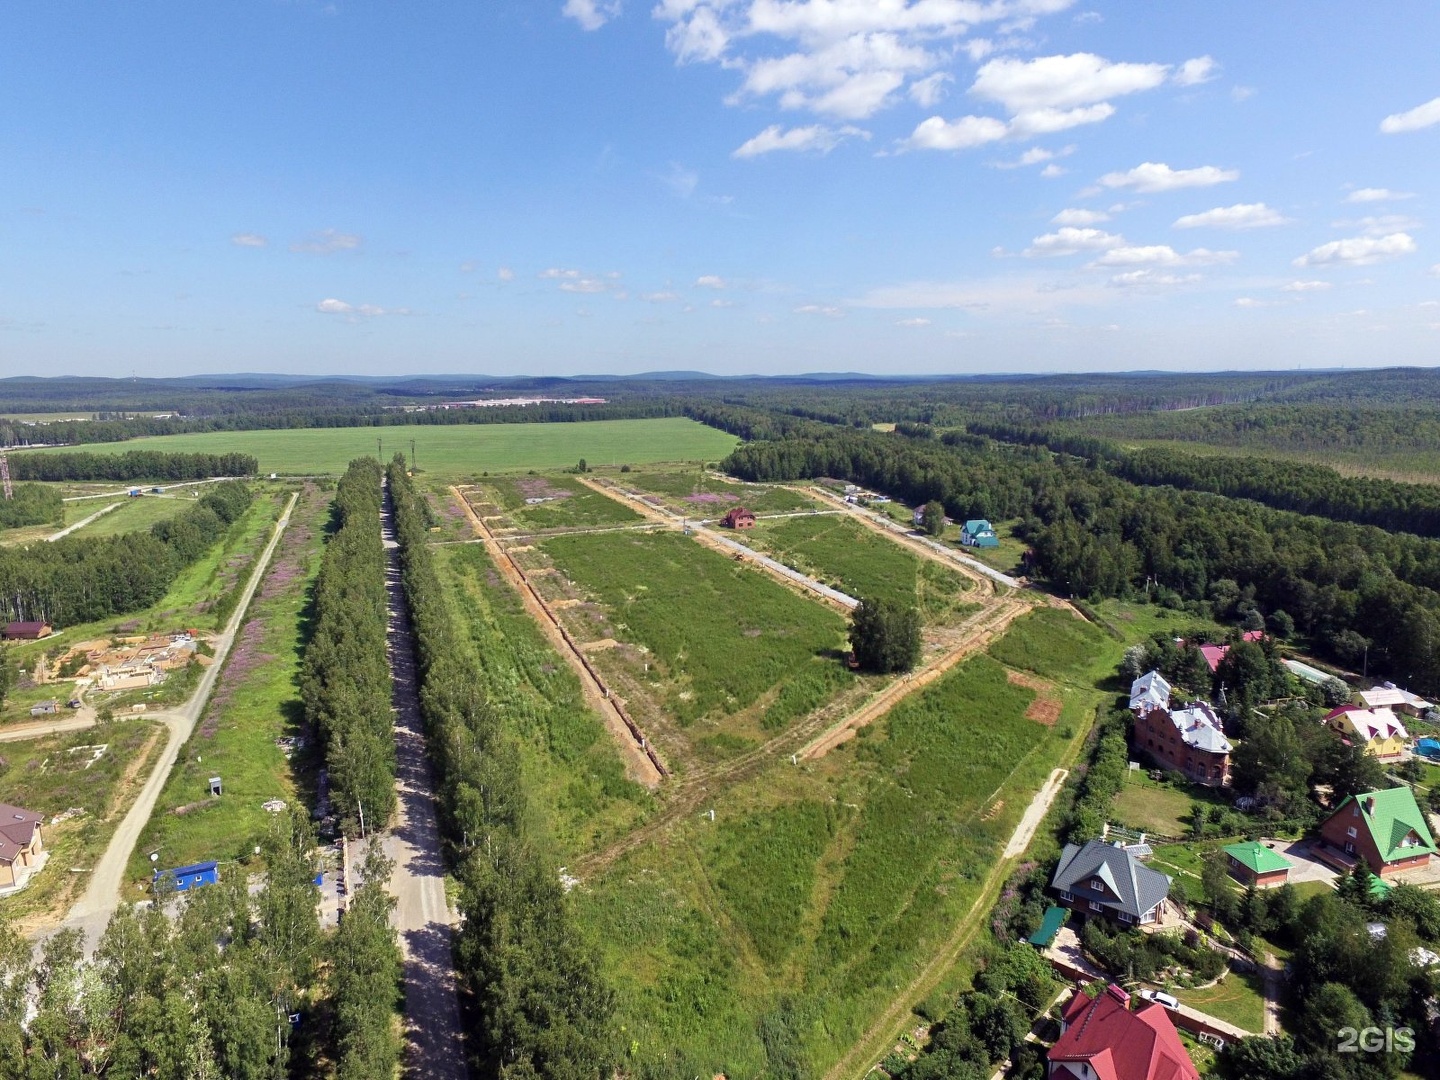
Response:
[[1051, 839, 1172, 927], [1129, 670, 1171, 715]]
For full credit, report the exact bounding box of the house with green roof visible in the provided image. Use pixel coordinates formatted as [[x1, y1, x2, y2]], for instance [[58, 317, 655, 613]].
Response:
[[1223, 841, 1292, 888], [1317, 787, 1437, 879]]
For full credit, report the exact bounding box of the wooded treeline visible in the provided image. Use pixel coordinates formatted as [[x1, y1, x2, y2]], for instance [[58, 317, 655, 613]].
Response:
[[0, 484, 62, 529], [388, 457, 616, 1078], [0, 481, 253, 626], [6, 450, 257, 481], [301, 458, 395, 836], [723, 429, 1440, 693]]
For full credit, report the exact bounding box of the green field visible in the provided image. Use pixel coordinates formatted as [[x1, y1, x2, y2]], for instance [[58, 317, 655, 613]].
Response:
[[125, 484, 330, 883], [481, 474, 642, 531], [989, 606, 1113, 684], [744, 514, 976, 623], [1173, 970, 1267, 1033], [43, 418, 739, 476], [621, 468, 821, 515], [437, 542, 651, 859], [534, 530, 854, 759], [573, 652, 1082, 1075]]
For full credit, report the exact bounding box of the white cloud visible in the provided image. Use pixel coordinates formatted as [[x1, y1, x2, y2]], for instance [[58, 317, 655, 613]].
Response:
[[1334, 214, 1424, 238], [315, 298, 407, 317], [1347, 187, 1414, 203], [794, 303, 843, 317], [498, 267, 515, 282], [641, 290, 679, 302], [1089, 245, 1237, 267], [896, 317, 931, 326], [1173, 203, 1290, 230], [1380, 96, 1440, 134], [290, 229, 363, 254], [1052, 207, 1108, 226], [1024, 226, 1124, 256], [540, 268, 582, 280], [711, 298, 736, 308], [695, 275, 727, 289], [1233, 296, 1280, 308], [1109, 270, 1200, 288], [903, 114, 1007, 150], [560, 278, 612, 293], [1007, 103, 1114, 136], [661, 161, 699, 197], [908, 72, 951, 107], [1293, 232, 1418, 268], [231, 233, 268, 248], [563, 0, 621, 32], [1280, 280, 1332, 292], [1173, 56, 1218, 86], [733, 123, 868, 157], [1040, 163, 1066, 178], [970, 52, 1168, 112], [539, 267, 621, 294], [1099, 162, 1239, 193]]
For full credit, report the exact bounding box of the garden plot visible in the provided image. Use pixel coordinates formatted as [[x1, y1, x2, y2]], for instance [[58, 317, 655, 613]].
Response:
[[618, 468, 824, 516], [477, 474, 643, 531], [528, 530, 856, 767]]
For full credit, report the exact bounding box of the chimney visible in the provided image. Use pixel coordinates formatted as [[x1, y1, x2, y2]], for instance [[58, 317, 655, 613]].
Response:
[[1364, 797, 1376, 815]]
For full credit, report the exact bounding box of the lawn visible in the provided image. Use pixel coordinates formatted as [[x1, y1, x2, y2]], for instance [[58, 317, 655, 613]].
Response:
[[0, 720, 166, 929], [1110, 772, 1228, 838], [1173, 969, 1267, 1033], [620, 468, 821, 515], [125, 483, 331, 885], [743, 514, 976, 624], [573, 652, 1086, 1076], [534, 530, 854, 758], [481, 474, 642, 531], [989, 606, 1115, 685], [436, 542, 651, 860], [43, 418, 740, 476]]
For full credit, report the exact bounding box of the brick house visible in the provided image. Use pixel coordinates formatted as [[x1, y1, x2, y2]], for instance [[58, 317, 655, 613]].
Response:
[[1317, 787, 1436, 878], [1132, 700, 1232, 787], [720, 507, 756, 529], [1050, 839, 1172, 927], [1224, 841, 1292, 888], [0, 804, 45, 892], [1048, 984, 1199, 1080]]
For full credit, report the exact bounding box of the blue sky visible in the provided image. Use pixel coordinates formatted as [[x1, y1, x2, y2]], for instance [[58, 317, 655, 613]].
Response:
[[2, 1, 1438, 378]]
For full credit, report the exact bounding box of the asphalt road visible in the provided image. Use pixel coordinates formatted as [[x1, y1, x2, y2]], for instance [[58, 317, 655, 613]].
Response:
[[379, 480, 469, 1080], [55, 491, 299, 953]]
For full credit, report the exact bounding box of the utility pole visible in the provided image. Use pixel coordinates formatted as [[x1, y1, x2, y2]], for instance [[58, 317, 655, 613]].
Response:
[[410, 438, 416, 472], [357, 799, 366, 841], [0, 449, 11, 500], [377, 438, 383, 462]]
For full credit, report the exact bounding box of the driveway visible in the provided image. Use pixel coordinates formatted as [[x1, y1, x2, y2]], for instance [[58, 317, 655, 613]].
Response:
[[1273, 839, 1340, 886]]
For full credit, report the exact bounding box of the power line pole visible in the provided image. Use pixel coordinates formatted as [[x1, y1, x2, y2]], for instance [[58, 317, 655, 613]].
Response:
[[0, 450, 11, 501]]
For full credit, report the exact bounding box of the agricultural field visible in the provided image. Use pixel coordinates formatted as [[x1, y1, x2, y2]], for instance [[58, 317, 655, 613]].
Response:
[[42, 417, 739, 476], [571, 651, 1088, 1076], [530, 530, 857, 766], [436, 543, 651, 858], [617, 467, 822, 516], [741, 514, 976, 624], [474, 473, 642, 531], [0, 720, 167, 930], [125, 484, 331, 884]]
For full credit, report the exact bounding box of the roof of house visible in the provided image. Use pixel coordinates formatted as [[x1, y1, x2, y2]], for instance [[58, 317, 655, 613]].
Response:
[[1329, 788, 1437, 863], [1224, 841, 1291, 875], [1051, 986, 1199, 1080], [963, 519, 994, 532], [155, 860, 219, 878], [1052, 840, 1172, 920], [1129, 670, 1172, 712], [0, 804, 42, 866], [1359, 684, 1434, 712], [3, 621, 49, 634], [1028, 905, 1068, 948], [1324, 705, 1409, 744], [1199, 644, 1227, 672], [1167, 703, 1232, 755]]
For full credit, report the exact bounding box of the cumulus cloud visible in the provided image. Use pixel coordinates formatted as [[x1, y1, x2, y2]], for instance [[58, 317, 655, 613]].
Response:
[[498, 267, 515, 282], [1233, 296, 1280, 308], [695, 275, 727, 289], [1173, 55, 1218, 86], [1040, 163, 1066, 178], [1089, 245, 1237, 268], [1347, 187, 1414, 203], [1280, 280, 1332, 292], [733, 123, 868, 157], [1380, 96, 1440, 134], [291, 229, 363, 254], [908, 72, 951, 107], [315, 298, 408, 317], [1099, 162, 1239, 193], [1024, 226, 1124, 256], [794, 303, 844, 317], [1052, 207, 1109, 226], [563, 0, 620, 32], [1293, 233, 1417, 268], [903, 114, 1007, 151], [1173, 203, 1290, 229], [970, 52, 1169, 112], [896, 317, 931, 326], [1334, 214, 1424, 238], [231, 233, 268, 248]]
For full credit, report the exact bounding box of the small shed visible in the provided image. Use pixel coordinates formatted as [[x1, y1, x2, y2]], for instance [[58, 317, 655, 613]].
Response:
[[1417, 737, 1440, 762], [1027, 905, 1067, 949], [29, 701, 58, 717], [720, 507, 757, 530], [1224, 841, 1292, 888], [961, 519, 999, 548], [3, 621, 52, 641], [154, 860, 219, 893]]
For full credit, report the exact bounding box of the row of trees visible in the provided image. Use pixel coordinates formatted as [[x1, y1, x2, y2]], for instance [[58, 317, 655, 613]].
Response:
[[0, 480, 253, 626], [301, 458, 395, 836], [0, 483, 62, 529], [6, 450, 257, 481], [387, 457, 617, 1078]]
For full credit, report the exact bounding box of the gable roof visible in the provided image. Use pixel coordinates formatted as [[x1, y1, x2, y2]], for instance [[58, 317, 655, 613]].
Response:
[[1052, 840, 1171, 920], [1051, 986, 1199, 1080], [1329, 788, 1437, 864], [1224, 841, 1291, 875], [1359, 685, 1434, 712], [1324, 705, 1409, 744], [0, 804, 42, 866], [963, 519, 994, 533]]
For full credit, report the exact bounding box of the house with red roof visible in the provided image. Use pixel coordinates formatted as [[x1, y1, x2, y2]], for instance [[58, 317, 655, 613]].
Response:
[[719, 507, 756, 529], [1193, 630, 1266, 673], [1048, 984, 1199, 1080], [0, 804, 45, 893]]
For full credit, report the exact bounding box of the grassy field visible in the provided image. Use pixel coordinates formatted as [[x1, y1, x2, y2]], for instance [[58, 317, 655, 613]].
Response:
[[621, 468, 821, 515], [1173, 970, 1267, 1033], [572, 652, 1086, 1076], [989, 606, 1114, 685], [533, 530, 855, 760], [124, 483, 330, 884], [0, 720, 166, 928], [1111, 772, 1227, 838], [41, 418, 739, 476], [436, 542, 651, 859], [74, 494, 187, 538], [742, 514, 976, 622], [479, 474, 642, 531]]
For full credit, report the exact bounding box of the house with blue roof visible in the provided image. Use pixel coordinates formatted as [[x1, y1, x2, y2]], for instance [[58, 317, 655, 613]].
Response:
[[961, 519, 999, 548]]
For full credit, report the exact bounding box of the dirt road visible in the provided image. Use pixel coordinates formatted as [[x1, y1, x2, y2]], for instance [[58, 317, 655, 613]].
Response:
[[58, 491, 299, 953], [381, 481, 469, 1080], [47, 501, 122, 541]]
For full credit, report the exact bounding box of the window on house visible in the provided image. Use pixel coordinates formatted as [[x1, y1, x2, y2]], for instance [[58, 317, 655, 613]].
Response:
[[1090, 878, 1104, 893], [1344, 841, 1356, 854], [1347, 826, 1357, 838], [1059, 890, 1073, 901], [1089, 900, 1104, 912]]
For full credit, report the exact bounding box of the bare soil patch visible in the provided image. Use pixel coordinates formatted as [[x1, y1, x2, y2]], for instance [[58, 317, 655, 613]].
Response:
[[1006, 669, 1063, 726]]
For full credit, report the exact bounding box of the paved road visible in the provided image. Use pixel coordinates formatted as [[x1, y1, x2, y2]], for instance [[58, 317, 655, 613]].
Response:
[[379, 480, 469, 1080], [56, 492, 299, 953]]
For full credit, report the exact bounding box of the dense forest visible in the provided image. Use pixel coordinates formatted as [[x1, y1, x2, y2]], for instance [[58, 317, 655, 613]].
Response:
[[388, 457, 616, 1078], [0, 484, 62, 529], [0, 481, 253, 626], [5, 450, 258, 481], [301, 458, 395, 836]]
